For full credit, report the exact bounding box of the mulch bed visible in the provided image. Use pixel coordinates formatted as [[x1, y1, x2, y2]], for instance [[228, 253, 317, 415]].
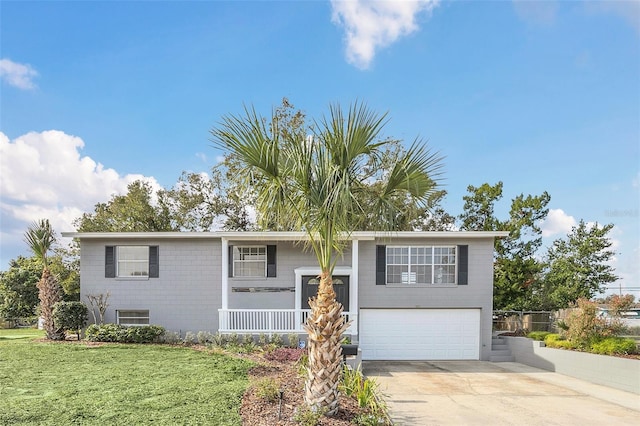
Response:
[[240, 359, 365, 425]]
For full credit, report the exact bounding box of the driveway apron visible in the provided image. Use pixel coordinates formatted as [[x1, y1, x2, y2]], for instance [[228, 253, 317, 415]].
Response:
[[363, 361, 640, 426]]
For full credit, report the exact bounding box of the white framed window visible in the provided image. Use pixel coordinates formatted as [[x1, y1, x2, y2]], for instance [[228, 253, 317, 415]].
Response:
[[233, 246, 267, 277], [117, 246, 149, 277], [117, 310, 149, 326], [386, 246, 456, 285]]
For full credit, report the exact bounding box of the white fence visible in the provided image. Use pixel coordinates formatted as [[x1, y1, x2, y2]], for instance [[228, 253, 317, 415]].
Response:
[[218, 309, 358, 336]]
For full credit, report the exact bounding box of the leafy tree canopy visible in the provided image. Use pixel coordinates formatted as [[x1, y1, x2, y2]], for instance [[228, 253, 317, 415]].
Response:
[[539, 220, 618, 310], [74, 181, 174, 232], [459, 182, 551, 310], [0, 256, 42, 319]]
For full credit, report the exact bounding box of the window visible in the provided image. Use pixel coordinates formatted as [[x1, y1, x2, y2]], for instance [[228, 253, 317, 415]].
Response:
[[386, 246, 456, 285], [105, 246, 159, 278], [117, 246, 149, 277], [117, 310, 149, 326], [233, 246, 267, 277]]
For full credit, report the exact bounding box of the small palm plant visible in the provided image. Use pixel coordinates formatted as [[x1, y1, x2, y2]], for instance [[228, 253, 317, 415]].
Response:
[[25, 219, 64, 340]]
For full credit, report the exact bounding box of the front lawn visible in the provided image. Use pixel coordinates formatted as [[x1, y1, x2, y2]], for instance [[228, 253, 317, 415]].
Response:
[[0, 330, 253, 425]]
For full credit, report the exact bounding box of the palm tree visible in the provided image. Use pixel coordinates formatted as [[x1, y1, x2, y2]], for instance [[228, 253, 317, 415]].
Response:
[[211, 102, 443, 415], [25, 219, 64, 340]]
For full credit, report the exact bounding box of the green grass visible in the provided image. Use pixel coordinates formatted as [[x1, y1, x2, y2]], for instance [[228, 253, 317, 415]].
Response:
[[0, 328, 44, 340], [0, 329, 253, 425]]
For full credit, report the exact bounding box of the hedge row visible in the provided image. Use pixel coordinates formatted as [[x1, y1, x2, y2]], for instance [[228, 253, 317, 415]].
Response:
[[86, 323, 165, 343]]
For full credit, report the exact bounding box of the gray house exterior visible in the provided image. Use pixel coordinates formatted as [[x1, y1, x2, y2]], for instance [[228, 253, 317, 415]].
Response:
[[63, 231, 507, 361]]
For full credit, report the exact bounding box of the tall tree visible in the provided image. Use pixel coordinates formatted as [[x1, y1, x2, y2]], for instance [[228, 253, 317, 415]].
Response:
[[211, 101, 442, 415], [459, 182, 551, 310], [0, 256, 42, 319], [24, 219, 64, 340], [74, 181, 174, 232], [158, 157, 254, 232], [540, 220, 618, 310]]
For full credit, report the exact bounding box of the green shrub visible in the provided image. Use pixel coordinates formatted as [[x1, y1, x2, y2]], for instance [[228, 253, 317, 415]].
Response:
[[527, 331, 551, 341], [85, 323, 164, 343], [352, 413, 389, 426], [544, 334, 576, 350], [561, 299, 623, 349], [287, 333, 299, 348], [197, 331, 214, 344], [183, 331, 197, 346], [339, 365, 387, 415], [161, 331, 180, 344], [255, 378, 280, 403], [293, 405, 326, 426], [52, 301, 88, 340], [590, 337, 637, 355]]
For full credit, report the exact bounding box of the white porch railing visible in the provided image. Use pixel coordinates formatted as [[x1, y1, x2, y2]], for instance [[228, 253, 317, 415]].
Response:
[[218, 309, 358, 336]]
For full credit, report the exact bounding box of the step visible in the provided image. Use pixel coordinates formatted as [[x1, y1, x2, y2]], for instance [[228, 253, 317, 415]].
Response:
[[491, 349, 512, 357], [490, 354, 516, 362], [491, 343, 509, 351]]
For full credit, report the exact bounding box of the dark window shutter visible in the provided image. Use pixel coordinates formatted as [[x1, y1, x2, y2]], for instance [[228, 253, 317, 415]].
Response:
[[228, 245, 234, 277], [376, 245, 386, 285], [149, 246, 159, 278], [457, 245, 468, 285], [105, 246, 116, 278], [266, 245, 277, 277]]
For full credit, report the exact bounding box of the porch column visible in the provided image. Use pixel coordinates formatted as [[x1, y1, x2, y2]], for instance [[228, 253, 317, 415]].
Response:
[[221, 237, 229, 310], [351, 239, 358, 336]]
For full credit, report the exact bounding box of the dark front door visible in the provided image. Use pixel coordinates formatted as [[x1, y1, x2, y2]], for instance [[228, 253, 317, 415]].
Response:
[[301, 275, 350, 310]]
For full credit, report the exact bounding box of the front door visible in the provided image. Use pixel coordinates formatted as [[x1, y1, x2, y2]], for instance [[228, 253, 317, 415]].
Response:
[[301, 275, 350, 310]]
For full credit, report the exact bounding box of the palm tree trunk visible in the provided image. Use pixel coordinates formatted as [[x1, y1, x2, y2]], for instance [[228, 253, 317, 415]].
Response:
[[303, 271, 350, 416], [37, 268, 64, 340]]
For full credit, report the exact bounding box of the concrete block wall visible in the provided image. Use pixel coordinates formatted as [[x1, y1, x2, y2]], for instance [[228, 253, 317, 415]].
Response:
[[80, 238, 221, 334], [503, 336, 640, 394]]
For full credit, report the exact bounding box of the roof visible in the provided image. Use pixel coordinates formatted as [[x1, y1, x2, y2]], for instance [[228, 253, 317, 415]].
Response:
[[61, 230, 510, 241]]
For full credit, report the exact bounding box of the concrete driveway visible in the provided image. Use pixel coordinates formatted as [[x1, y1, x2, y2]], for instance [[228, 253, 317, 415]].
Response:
[[363, 361, 640, 425]]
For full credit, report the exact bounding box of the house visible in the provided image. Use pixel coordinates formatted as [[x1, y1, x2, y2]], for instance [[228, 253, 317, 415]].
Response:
[[61, 230, 508, 361]]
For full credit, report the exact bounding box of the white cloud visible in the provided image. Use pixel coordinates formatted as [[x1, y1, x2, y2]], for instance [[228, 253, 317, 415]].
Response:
[[0, 58, 38, 90], [585, 0, 640, 34], [512, 0, 557, 26], [541, 208, 577, 237], [633, 171, 639, 188], [0, 131, 160, 261], [331, 0, 439, 69]]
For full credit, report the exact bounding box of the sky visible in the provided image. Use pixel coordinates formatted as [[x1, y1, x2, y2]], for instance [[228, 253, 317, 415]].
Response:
[[1, 0, 638, 297]]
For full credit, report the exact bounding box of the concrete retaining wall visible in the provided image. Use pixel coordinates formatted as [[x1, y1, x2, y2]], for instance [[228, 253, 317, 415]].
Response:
[[502, 336, 640, 394]]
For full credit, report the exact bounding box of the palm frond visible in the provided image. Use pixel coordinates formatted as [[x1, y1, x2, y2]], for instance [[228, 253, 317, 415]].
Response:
[[24, 219, 56, 266]]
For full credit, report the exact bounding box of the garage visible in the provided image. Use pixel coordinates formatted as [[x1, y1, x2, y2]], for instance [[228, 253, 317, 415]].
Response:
[[358, 309, 481, 360]]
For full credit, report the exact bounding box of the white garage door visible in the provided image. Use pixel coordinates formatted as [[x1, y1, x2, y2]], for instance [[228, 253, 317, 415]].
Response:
[[359, 309, 480, 360]]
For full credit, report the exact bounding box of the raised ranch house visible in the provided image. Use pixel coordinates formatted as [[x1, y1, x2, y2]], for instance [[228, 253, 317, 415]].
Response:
[[62, 231, 508, 361]]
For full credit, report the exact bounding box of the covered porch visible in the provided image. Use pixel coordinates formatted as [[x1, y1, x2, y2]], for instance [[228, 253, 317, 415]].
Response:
[[217, 232, 369, 337]]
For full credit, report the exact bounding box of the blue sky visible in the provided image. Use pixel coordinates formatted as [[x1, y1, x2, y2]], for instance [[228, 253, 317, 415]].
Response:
[[1, 1, 638, 296]]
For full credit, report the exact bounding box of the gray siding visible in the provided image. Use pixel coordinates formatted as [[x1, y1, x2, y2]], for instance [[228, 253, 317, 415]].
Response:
[[358, 238, 495, 360], [80, 238, 221, 333], [228, 241, 351, 309]]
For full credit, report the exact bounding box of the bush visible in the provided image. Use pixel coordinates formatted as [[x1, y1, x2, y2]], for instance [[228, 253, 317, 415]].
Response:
[[161, 331, 181, 344], [293, 405, 326, 426], [197, 331, 214, 345], [339, 365, 387, 415], [255, 378, 280, 403], [183, 331, 197, 346], [561, 299, 623, 349], [527, 331, 551, 341], [85, 323, 165, 343], [52, 301, 88, 340], [544, 333, 576, 350], [590, 337, 638, 355]]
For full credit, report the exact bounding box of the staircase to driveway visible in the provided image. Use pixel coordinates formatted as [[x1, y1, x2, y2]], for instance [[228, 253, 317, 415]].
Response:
[[362, 361, 640, 425]]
